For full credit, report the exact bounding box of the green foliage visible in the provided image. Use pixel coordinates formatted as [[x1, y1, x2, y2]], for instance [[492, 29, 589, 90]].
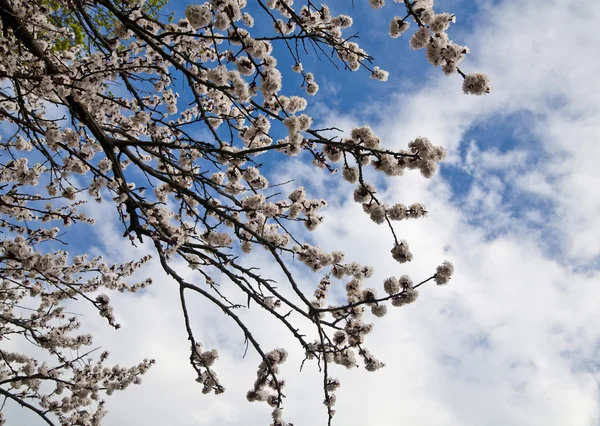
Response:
[[40, 0, 172, 52]]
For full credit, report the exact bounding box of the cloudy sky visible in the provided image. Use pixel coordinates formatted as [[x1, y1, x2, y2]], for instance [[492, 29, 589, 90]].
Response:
[[5, 0, 600, 424]]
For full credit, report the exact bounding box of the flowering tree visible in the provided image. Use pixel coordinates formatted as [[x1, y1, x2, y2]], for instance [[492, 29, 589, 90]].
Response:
[[0, 0, 489, 424]]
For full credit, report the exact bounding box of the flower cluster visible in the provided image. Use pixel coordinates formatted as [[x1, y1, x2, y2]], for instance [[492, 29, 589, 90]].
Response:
[[247, 348, 288, 422], [377, 0, 491, 90], [193, 343, 224, 394], [435, 261, 455, 284]]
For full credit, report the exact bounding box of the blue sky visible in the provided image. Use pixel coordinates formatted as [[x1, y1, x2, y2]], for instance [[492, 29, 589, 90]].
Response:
[[3, 0, 600, 425]]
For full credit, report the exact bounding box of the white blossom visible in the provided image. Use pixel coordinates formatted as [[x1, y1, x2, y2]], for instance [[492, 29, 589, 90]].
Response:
[[370, 66, 389, 81], [389, 18, 410, 38], [462, 72, 491, 95], [186, 4, 212, 29]]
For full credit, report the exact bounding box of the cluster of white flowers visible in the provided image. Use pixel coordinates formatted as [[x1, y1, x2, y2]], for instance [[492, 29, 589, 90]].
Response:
[[247, 348, 288, 419], [383, 275, 419, 307], [202, 231, 234, 247], [0, 348, 154, 424], [304, 72, 319, 95], [312, 275, 333, 309], [193, 343, 224, 394], [359, 347, 386, 372], [0, 233, 152, 422], [0, 158, 46, 186], [391, 240, 414, 263], [96, 294, 117, 327], [323, 377, 341, 414], [185, 4, 212, 29], [370, 66, 390, 82], [370, 0, 491, 88], [462, 72, 492, 95], [294, 244, 344, 271], [389, 17, 410, 38], [435, 260, 455, 284]]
